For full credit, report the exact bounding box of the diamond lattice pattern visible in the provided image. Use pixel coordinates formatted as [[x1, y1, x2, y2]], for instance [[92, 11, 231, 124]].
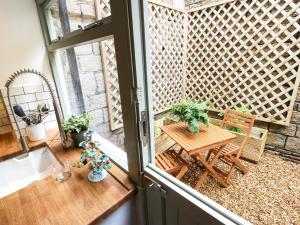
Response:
[[149, 3, 186, 113], [186, 0, 300, 125]]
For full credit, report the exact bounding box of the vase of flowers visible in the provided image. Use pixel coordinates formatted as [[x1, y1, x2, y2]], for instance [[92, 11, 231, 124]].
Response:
[[171, 99, 210, 134], [62, 113, 90, 147], [74, 131, 112, 182]]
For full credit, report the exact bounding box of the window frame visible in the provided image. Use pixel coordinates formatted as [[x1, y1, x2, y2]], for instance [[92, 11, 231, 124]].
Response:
[[36, 0, 143, 182]]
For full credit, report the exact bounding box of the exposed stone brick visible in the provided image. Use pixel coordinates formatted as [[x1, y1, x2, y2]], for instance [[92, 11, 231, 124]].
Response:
[[266, 132, 286, 148], [92, 43, 100, 55], [294, 102, 300, 111], [296, 127, 300, 138], [77, 55, 102, 72], [269, 123, 297, 136], [75, 44, 93, 56], [291, 111, 300, 124], [254, 120, 269, 129], [80, 73, 97, 96], [85, 94, 107, 111], [95, 72, 105, 93], [80, 3, 96, 18], [285, 137, 300, 153], [296, 89, 300, 102]]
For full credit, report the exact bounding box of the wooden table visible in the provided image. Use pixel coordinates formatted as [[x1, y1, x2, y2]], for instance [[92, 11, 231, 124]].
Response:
[[161, 122, 236, 189]]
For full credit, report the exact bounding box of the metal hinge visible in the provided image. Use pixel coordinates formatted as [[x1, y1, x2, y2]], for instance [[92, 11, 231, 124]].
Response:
[[145, 175, 167, 197]]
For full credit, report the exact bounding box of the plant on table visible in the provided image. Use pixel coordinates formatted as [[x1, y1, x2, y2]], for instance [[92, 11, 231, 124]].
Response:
[[62, 113, 91, 146], [74, 131, 112, 182], [171, 99, 210, 134]]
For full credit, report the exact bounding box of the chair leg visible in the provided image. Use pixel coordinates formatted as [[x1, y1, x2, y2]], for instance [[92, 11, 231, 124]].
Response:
[[175, 165, 188, 180], [178, 147, 184, 155], [206, 150, 212, 161], [226, 155, 248, 175], [226, 165, 236, 182]]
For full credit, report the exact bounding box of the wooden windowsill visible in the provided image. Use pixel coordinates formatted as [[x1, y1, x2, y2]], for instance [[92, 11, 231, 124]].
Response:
[[0, 130, 136, 225]]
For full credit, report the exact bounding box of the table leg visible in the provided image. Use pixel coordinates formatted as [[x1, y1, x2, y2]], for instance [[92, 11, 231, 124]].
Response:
[[194, 145, 229, 190]]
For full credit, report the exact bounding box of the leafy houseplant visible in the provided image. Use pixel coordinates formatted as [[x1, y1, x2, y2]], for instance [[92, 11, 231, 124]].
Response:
[[171, 99, 210, 133], [75, 131, 112, 182], [62, 113, 91, 146]]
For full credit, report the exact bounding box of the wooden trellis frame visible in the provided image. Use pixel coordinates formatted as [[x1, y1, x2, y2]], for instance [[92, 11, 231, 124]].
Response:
[[96, 0, 123, 130], [149, 0, 187, 114], [97, 0, 186, 130], [99, 0, 300, 130], [186, 0, 300, 125]]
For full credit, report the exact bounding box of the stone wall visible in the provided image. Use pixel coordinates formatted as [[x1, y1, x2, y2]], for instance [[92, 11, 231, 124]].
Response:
[[59, 43, 124, 149], [185, 0, 221, 8], [263, 87, 300, 162], [1, 84, 58, 138]]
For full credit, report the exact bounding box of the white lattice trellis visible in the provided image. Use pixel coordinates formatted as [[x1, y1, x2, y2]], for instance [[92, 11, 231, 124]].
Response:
[[149, 1, 186, 113], [96, 0, 123, 130], [98, 0, 186, 130], [186, 0, 300, 125], [98, 0, 300, 130]]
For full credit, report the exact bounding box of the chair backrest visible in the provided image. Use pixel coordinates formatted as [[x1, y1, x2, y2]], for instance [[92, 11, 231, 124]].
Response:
[[221, 109, 256, 157]]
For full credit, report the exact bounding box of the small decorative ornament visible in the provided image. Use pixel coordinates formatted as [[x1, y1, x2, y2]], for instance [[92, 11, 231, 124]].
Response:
[[74, 131, 112, 182]]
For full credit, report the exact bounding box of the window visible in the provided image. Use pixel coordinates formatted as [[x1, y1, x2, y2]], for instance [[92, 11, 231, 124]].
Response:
[[44, 0, 111, 41], [38, 0, 133, 172]]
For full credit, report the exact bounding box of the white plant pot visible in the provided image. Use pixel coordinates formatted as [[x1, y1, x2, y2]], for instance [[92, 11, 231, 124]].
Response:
[[26, 123, 46, 142]]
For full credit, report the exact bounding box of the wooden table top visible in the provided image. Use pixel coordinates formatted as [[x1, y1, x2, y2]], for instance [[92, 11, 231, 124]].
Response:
[[0, 131, 135, 225], [160, 122, 237, 154]]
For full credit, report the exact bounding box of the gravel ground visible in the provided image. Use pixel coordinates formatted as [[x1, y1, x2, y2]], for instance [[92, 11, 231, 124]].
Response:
[[180, 152, 300, 225]]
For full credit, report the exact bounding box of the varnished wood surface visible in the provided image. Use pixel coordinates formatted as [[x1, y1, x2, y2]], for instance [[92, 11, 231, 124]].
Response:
[[0, 131, 135, 225], [0, 129, 60, 161], [0, 132, 21, 158], [160, 122, 237, 155]]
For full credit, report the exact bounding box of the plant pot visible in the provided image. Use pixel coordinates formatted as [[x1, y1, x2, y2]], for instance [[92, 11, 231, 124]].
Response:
[[26, 123, 46, 142], [88, 169, 107, 183], [187, 121, 200, 133], [71, 131, 86, 147]]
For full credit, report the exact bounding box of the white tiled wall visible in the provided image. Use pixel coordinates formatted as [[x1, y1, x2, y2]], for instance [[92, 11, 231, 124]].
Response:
[[0, 94, 12, 135], [1, 84, 58, 138]]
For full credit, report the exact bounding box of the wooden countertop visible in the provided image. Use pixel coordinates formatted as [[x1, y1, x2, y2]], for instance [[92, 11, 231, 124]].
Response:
[[0, 131, 135, 225]]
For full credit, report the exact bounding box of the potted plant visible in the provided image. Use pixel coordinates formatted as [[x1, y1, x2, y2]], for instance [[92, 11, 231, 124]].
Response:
[[171, 99, 210, 133], [13, 103, 49, 141], [74, 131, 112, 182], [62, 113, 90, 147]]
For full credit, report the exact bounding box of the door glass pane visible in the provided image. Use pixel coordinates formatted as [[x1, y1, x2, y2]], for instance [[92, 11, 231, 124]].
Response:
[[144, 1, 300, 225], [55, 39, 125, 153], [45, 0, 111, 41]]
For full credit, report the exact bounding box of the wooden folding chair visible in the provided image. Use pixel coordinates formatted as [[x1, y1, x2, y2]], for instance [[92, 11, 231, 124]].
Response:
[[207, 109, 256, 183], [155, 149, 188, 180]]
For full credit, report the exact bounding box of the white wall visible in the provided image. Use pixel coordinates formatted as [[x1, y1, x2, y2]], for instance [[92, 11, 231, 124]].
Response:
[[0, 0, 52, 88]]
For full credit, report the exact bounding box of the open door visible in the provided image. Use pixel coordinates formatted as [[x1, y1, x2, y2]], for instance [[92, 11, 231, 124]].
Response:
[[129, 1, 252, 225]]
